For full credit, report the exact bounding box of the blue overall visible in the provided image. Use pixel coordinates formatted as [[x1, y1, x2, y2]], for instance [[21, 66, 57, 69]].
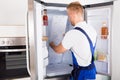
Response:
[[70, 27, 96, 80]]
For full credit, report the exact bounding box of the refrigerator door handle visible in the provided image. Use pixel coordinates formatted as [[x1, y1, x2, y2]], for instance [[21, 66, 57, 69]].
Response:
[[26, 11, 31, 76], [27, 1, 38, 79]]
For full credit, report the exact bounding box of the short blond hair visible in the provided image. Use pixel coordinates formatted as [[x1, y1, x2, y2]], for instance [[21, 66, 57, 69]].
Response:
[[67, 1, 83, 14]]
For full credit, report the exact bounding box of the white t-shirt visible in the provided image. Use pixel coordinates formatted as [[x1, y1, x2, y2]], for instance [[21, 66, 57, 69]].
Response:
[[62, 21, 97, 66]]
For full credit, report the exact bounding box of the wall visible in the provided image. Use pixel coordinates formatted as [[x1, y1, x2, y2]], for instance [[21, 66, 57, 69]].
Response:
[[111, 0, 120, 80], [0, 0, 27, 37], [0, 26, 25, 37], [0, 0, 27, 26]]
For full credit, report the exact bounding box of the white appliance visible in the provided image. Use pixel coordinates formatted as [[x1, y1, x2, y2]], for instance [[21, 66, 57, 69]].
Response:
[[26, 0, 115, 80]]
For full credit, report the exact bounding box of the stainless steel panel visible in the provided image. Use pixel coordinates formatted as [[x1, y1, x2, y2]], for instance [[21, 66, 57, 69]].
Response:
[[26, 0, 38, 80], [0, 49, 26, 52], [0, 37, 26, 46]]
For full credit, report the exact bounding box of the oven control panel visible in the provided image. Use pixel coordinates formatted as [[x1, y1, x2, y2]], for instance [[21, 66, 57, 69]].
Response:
[[0, 37, 26, 46]]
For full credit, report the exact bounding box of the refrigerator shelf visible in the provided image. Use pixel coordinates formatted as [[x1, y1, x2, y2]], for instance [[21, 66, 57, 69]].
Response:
[[97, 72, 111, 76], [42, 36, 48, 41], [95, 60, 109, 74], [46, 63, 73, 77], [95, 60, 108, 63]]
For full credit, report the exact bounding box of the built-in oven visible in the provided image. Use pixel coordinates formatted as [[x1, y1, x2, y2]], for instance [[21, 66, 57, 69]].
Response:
[[0, 37, 29, 79]]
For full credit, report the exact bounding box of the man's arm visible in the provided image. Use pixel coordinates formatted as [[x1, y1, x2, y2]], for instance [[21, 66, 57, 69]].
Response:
[[49, 42, 67, 54]]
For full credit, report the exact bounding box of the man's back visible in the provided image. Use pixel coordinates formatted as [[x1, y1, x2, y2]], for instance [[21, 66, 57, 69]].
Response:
[[62, 21, 97, 66]]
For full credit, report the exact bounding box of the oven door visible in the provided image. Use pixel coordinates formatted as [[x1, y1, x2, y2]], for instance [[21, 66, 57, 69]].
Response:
[[0, 46, 29, 79]]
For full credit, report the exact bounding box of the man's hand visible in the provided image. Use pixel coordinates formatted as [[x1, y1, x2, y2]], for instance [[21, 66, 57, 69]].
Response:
[[49, 41, 67, 54], [49, 41, 55, 49]]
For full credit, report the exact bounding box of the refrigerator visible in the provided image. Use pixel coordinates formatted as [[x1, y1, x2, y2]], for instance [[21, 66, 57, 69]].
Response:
[[26, 0, 113, 80]]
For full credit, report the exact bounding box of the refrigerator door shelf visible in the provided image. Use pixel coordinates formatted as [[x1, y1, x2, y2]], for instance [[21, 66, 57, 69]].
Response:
[[96, 74, 111, 80], [42, 36, 48, 41], [42, 46, 48, 59], [95, 61, 109, 75]]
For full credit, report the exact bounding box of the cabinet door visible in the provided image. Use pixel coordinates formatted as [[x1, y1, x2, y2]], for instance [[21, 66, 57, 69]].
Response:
[[85, 0, 116, 5]]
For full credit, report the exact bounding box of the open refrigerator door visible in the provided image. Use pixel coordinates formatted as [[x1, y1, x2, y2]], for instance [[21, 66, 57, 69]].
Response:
[[85, 4, 112, 76], [27, 0, 74, 80], [35, 0, 74, 79]]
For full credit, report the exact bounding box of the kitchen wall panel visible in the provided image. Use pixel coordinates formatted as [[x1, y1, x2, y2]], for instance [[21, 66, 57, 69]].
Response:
[[0, 0, 27, 26]]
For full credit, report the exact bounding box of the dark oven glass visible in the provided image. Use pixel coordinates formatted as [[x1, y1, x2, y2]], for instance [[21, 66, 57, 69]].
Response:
[[0, 45, 29, 79]]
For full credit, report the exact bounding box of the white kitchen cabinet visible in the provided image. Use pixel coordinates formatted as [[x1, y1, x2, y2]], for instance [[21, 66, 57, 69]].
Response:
[[85, 0, 117, 5], [0, 26, 25, 37], [0, 0, 27, 26]]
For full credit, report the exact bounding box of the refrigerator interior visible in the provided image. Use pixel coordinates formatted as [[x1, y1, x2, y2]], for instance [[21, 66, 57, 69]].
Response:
[[46, 6, 73, 77], [85, 5, 112, 75], [34, 1, 73, 78]]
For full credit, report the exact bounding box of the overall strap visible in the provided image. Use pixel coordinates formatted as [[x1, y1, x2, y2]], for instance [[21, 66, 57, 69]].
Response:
[[74, 27, 96, 63], [70, 27, 97, 80]]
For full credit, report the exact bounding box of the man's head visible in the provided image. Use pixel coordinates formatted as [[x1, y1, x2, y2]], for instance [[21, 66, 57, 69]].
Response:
[[67, 1, 84, 26]]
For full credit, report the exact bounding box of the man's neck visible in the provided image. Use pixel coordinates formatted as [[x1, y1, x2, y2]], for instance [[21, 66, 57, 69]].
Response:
[[74, 19, 84, 26]]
